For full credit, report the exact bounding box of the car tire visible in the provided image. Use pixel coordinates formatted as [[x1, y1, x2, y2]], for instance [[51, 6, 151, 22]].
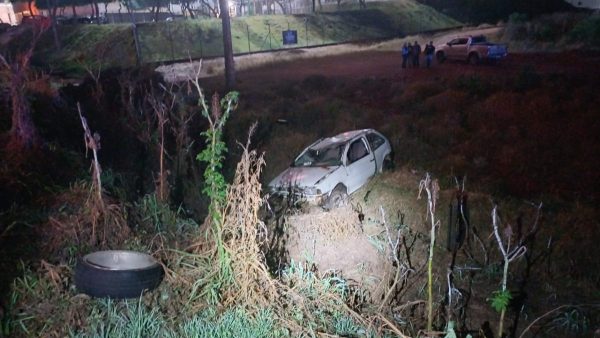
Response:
[[436, 51, 446, 63], [468, 53, 480, 65], [324, 185, 348, 211], [75, 251, 164, 299]]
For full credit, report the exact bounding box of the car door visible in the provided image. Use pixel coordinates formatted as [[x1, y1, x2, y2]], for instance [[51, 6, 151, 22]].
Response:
[[447, 38, 467, 60], [343, 137, 376, 194], [366, 132, 389, 172]]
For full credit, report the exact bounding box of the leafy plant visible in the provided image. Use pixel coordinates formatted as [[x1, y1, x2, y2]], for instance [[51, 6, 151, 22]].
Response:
[[489, 289, 512, 313], [192, 74, 239, 304], [134, 193, 198, 234]]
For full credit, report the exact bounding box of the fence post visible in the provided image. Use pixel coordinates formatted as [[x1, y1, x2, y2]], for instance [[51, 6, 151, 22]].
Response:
[[131, 23, 142, 65], [304, 17, 308, 47], [247, 23, 251, 53], [199, 27, 203, 58], [167, 21, 175, 61], [267, 22, 272, 50]]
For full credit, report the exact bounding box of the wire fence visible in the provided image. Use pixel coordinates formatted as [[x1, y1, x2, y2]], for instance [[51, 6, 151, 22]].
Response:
[[132, 17, 395, 64]]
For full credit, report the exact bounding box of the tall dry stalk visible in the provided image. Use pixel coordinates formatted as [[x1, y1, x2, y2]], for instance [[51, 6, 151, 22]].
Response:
[[77, 103, 129, 247], [490, 202, 543, 337], [146, 86, 176, 203], [378, 206, 413, 312], [78, 103, 103, 206], [490, 204, 534, 337], [219, 124, 279, 306], [418, 172, 440, 334]]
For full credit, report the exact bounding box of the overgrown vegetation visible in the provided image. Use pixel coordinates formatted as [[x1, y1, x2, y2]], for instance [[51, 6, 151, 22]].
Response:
[[501, 12, 600, 51], [1, 8, 600, 338]]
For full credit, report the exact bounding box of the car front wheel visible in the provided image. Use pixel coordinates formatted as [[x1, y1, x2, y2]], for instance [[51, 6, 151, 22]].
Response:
[[324, 185, 348, 211]]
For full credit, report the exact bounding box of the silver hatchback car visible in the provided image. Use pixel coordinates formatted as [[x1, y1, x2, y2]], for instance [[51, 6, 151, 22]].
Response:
[[268, 129, 393, 209]]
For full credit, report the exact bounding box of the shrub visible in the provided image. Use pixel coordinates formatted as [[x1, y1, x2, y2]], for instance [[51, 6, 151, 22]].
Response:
[[569, 15, 600, 48]]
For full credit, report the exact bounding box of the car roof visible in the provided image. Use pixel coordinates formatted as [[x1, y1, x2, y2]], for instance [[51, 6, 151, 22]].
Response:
[[313, 129, 377, 148]]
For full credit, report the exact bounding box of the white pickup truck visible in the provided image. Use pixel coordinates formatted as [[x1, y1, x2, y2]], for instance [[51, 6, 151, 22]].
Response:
[[435, 35, 508, 64]]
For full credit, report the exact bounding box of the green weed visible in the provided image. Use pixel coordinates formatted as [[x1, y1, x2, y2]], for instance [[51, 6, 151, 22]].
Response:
[[170, 308, 288, 338], [133, 193, 198, 234], [70, 298, 166, 337], [548, 307, 591, 335], [488, 289, 512, 313]]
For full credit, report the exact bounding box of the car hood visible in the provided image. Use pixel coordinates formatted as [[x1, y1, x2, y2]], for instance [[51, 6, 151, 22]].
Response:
[[268, 166, 339, 190]]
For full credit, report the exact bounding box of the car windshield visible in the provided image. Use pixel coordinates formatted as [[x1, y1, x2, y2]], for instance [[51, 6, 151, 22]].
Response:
[[293, 143, 344, 167]]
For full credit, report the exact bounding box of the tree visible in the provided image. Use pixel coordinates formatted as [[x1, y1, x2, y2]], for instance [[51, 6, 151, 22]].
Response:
[[218, 0, 235, 89], [26, 0, 61, 49], [0, 24, 49, 151]]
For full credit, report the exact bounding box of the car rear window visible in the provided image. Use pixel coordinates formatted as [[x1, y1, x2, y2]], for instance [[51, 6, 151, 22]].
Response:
[[471, 36, 487, 43], [366, 133, 385, 151]]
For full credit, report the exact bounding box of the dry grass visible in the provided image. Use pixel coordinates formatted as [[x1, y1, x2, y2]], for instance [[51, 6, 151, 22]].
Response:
[[286, 205, 363, 242], [39, 181, 130, 259]]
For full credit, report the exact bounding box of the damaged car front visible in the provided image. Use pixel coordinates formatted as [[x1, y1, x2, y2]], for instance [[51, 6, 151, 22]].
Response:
[[268, 138, 346, 206]]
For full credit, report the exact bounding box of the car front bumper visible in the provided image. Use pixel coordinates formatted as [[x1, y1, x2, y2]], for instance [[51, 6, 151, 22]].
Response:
[[268, 188, 327, 206]]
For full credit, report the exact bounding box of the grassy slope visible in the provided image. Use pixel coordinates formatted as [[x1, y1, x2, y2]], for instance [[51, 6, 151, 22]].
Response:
[[36, 0, 459, 73]]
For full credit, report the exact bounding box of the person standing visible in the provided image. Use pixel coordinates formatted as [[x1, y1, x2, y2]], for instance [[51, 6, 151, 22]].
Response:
[[412, 41, 421, 68], [401, 43, 409, 68], [424, 41, 435, 68]]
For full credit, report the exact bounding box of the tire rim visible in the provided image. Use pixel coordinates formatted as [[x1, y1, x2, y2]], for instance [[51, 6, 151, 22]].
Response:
[[83, 250, 159, 271]]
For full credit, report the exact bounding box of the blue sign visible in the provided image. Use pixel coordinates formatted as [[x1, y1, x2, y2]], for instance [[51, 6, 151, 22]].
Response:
[[282, 30, 297, 45]]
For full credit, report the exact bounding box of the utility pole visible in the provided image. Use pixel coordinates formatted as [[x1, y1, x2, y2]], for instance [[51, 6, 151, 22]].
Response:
[[219, 0, 236, 90]]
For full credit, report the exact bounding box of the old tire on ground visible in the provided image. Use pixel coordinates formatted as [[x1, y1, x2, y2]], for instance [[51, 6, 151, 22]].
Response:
[[325, 185, 348, 211], [75, 250, 164, 299]]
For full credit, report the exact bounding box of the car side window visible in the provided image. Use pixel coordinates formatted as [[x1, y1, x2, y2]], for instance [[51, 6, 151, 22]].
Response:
[[366, 133, 385, 151], [458, 38, 469, 45], [449, 39, 459, 45], [347, 139, 369, 164]]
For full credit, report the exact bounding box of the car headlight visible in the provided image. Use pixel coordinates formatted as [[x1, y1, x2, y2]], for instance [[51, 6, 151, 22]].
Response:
[[302, 187, 322, 196]]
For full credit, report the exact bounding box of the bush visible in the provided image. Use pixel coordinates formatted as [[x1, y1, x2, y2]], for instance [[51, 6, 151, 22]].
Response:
[[569, 15, 600, 48], [508, 12, 528, 24]]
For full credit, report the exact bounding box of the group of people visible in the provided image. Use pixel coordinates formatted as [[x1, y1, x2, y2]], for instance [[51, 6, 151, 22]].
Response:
[[401, 41, 435, 69]]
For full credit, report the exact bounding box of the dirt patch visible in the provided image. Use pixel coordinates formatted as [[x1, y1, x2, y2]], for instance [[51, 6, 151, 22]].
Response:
[[281, 169, 432, 302], [285, 205, 386, 294]]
